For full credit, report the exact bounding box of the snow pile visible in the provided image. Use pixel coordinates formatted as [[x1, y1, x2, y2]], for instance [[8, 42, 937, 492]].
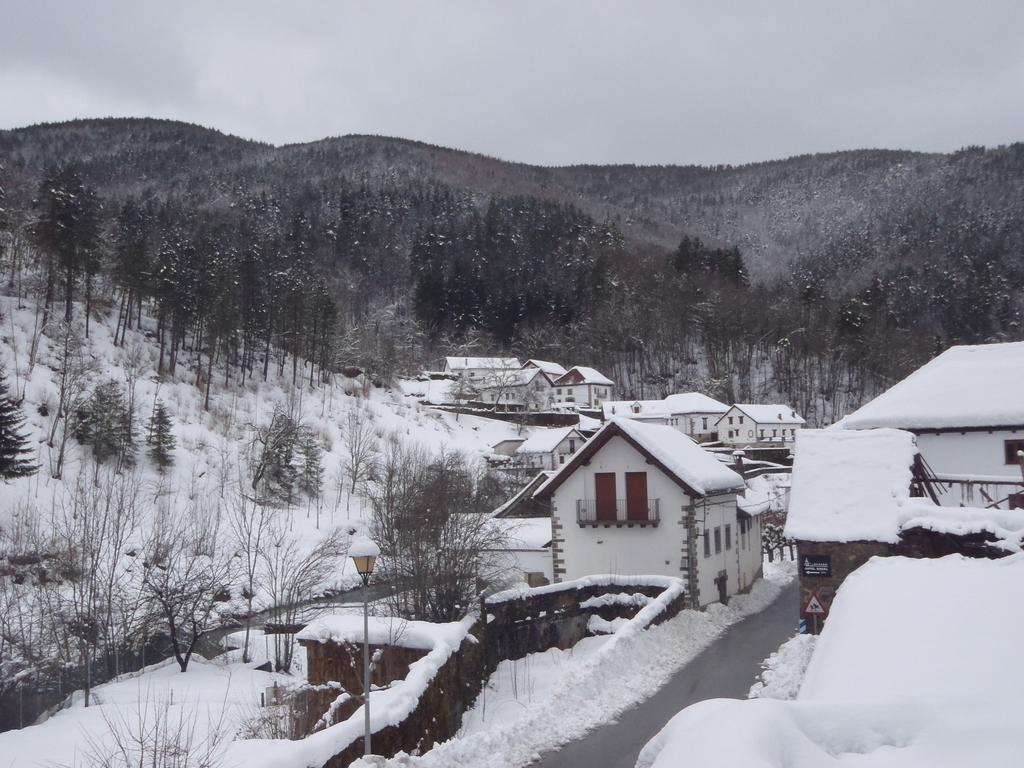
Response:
[[747, 634, 816, 700], [486, 572, 683, 605], [843, 340, 1024, 430], [230, 615, 476, 768], [897, 500, 1024, 551], [579, 591, 651, 610], [638, 554, 1024, 768], [587, 615, 629, 634], [785, 428, 917, 542], [348, 562, 795, 768], [297, 615, 470, 652]]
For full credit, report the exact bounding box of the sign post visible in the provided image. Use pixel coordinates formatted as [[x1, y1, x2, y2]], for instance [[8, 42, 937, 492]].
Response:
[[804, 590, 826, 635]]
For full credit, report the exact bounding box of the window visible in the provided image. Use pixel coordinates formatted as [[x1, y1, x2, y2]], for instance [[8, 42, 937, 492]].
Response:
[[704, 530, 711, 558], [1004, 440, 1024, 465], [772, 429, 778, 437], [690, 419, 696, 432], [728, 416, 734, 425], [469, 372, 475, 378], [748, 430, 754, 438], [559, 455, 565, 465], [759, 429, 765, 438], [725, 524, 732, 550], [702, 417, 708, 430], [557, 388, 562, 394], [714, 527, 722, 554], [569, 439, 576, 453], [738, 416, 744, 424]]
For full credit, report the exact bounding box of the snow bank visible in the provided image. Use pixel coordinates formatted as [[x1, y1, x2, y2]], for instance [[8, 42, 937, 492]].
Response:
[[486, 573, 682, 605], [296, 615, 470, 651], [843, 340, 1024, 430], [638, 554, 1024, 768], [747, 634, 816, 701]]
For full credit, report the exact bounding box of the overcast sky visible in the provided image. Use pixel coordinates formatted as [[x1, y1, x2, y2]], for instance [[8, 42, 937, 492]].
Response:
[[2, 1, 1022, 166]]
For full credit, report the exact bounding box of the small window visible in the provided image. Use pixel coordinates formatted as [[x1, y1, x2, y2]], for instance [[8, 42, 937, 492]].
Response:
[[714, 527, 722, 554], [559, 455, 565, 465], [702, 417, 708, 430], [557, 388, 562, 394], [569, 439, 576, 453], [1004, 440, 1024, 465], [772, 429, 778, 437], [704, 530, 711, 558], [469, 372, 475, 377], [690, 419, 696, 431], [738, 416, 744, 424], [728, 416, 734, 425], [759, 429, 765, 438], [747, 429, 753, 437], [725, 524, 732, 550]]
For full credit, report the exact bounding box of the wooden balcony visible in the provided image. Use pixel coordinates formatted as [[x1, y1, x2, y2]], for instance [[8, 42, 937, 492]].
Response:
[[576, 498, 660, 527]]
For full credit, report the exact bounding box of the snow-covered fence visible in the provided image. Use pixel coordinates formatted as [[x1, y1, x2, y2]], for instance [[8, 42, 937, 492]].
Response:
[[235, 576, 687, 768]]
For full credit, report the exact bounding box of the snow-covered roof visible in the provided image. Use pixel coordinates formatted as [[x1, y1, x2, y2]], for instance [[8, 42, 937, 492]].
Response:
[[554, 366, 614, 386], [445, 356, 520, 371], [485, 518, 552, 551], [786, 428, 1024, 547], [602, 392, 729, 420], [843, 340, 1024, 430], [722, 404, 806, 425], [517, 426, 580, 454], [785, 428, 917, 543], [521, 359, 567, 376], [637, 554, 1024, 768], [577, 413, 602, 431], [536, 417, 744, 498]]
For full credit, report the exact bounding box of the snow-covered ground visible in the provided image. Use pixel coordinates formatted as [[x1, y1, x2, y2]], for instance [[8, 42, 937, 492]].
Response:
[[637, 553, 1024, 768], [347, 560, 795, 768]]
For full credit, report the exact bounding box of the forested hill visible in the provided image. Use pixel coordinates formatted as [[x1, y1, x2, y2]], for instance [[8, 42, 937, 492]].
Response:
[[2, 117, 1023, 423]]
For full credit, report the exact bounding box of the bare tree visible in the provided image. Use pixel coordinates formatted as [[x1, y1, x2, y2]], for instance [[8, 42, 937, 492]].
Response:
[[141, 504, 234, 673], [226, 490, 276, 664], [367, 440, 509, 622], [339, 405, 378, 516], [47, 320, 97, 478], [261, 522, 346, 672]]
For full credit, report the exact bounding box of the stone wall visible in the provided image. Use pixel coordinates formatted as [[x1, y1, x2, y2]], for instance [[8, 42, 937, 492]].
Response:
[[291, 579, 687, 766], [796, 529, 1011, 632]]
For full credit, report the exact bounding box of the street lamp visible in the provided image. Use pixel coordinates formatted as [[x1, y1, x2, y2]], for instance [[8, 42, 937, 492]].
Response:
[[349, 535, 380, 757]]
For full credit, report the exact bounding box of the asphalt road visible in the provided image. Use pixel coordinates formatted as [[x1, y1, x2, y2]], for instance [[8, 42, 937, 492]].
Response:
[[533, 579, 800, 768]]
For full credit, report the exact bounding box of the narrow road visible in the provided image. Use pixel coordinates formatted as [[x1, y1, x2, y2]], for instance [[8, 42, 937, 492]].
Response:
[[533, 579, 799, 768]]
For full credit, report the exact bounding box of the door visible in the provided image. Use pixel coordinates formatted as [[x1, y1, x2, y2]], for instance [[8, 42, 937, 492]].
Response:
[[594, 473, 617, 521], [625, 472, 649, 521]]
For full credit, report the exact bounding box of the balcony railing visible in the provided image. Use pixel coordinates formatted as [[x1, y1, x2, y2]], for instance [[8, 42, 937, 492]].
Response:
[[576, 498, 660, 527]]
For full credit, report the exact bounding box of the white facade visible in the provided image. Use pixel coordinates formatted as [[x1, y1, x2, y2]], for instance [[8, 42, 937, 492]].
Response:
[[443, 356, 521, 381], [546, 433, 759, 606], [913, 430, 1023, 508], [516, 428, 584, 471], [478, 368, 553, 409], [602, 394, 729, 442], [717, 405, 804, 447]]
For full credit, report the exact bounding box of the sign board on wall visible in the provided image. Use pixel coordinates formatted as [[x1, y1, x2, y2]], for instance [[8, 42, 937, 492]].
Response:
[[800, 554, 832, 578]]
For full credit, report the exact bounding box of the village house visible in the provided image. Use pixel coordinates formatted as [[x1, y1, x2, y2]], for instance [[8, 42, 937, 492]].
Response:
[[601, 392, 729, 442], [550, 366, 614, 410], [842, 340, 1024, 509], [533, 418, 762, 607], [515, 426, 586, 470], [443, 356, 521, 381], [476, 366, 553, 410], [785, 428, 1024, 632], [716, 404, 805, 447]]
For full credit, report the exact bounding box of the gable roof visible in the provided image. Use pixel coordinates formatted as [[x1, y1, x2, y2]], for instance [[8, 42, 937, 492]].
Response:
[[554, 366, 614, 386], [445, 356, 520, 371], [535, 417, 744, 499], [602, 392, 729, 420], [476, 367, 545, 389], [719, 404, 805, 425], [492, 471, 556, 518], [517, 426, 583, 454], [843, 341, 1024, 430], [521, 359, 568, 377]]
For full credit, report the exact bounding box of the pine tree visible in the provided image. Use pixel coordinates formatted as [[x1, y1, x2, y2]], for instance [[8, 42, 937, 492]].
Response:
[[76, 379, 134, 467], [297, 427, 323, 498], [0, 368, 36, 480], [146, 400, 176, 472]]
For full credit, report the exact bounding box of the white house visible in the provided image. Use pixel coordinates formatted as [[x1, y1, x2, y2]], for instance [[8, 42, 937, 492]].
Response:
[[551, 366, 614, 409], [716, 404, 805, 447], [483, 517, 554, 587], [477, 366, 553, 409], [443, 356, 521, 381], [842, 341, 1024, 509], [602, 392, 729, 441], [534, 418, 762, 607], [515, 426, 585, 470]]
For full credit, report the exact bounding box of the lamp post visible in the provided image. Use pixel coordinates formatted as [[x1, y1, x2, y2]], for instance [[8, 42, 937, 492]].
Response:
[[349, 536, 380, 757]]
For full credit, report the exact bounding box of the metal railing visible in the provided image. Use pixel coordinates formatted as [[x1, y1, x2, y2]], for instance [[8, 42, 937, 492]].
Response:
[[576, 498, 661, 526]]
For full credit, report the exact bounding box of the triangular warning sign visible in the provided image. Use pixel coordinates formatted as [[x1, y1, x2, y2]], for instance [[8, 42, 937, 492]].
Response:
[[804, 592, 826, 615]]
